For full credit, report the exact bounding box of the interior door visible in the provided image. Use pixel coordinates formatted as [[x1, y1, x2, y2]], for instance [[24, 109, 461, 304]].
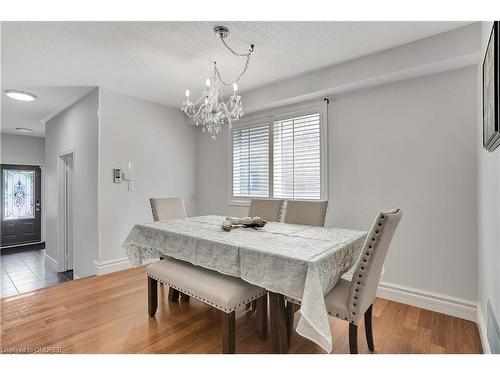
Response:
[[1, 164, 42, 247]]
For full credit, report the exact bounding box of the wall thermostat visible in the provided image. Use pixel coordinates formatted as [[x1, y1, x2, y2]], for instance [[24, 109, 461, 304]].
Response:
[[113, 168, 121, 183]]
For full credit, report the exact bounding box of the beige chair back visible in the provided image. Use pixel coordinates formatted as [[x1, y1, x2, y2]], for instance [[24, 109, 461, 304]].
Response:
[[283, 200, 328, 226], [346, 209, 402, 323], [149, 198, 187, 221], [248, 199, 284, 222]]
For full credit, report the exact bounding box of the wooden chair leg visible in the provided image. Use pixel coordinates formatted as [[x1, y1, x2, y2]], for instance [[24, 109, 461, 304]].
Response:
[[147, 276, 158, 317], [364, 304, 374, 351], [256, 294, 268, 340], [168, 287, 180, 302], [180, 292, 190, 302], [285, 301, 298, 346], [221, 311, 236, 354], [349, 323, 358, 354]]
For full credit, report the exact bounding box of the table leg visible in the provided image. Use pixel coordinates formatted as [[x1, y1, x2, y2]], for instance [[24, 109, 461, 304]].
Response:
[[269, 291, 288, 354]]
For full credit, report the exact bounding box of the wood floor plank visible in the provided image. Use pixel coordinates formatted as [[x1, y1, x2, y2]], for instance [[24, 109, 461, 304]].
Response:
[[0, 266, 483, 354]]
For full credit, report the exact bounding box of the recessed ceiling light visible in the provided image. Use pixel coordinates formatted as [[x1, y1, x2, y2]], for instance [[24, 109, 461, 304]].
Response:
[[5, 90, 37, 102], [16, 127, 33, 133]]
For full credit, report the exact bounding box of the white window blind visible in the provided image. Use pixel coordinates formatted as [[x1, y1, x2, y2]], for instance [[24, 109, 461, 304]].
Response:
[[273, 113, 321, 199], [232, 124, 269, 197]]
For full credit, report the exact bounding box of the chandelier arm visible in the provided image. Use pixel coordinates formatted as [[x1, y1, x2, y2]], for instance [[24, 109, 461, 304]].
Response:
[[191, 102, 207, 121], [183, 96, 206, 119], [191, 96, 205, 107]]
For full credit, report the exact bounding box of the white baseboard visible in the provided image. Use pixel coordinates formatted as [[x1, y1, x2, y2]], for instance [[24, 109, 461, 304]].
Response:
[[476, 304, 491, 354], [377, 281, 477, 322], [93, 257, 158, 275], [44, 253, 58, 269]]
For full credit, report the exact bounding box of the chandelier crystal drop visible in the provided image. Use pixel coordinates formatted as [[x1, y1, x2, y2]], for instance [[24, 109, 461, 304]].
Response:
[[181, 26, 254, 139]]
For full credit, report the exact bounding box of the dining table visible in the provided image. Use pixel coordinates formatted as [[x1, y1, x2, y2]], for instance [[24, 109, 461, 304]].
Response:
[[123, 215, 366, 353]]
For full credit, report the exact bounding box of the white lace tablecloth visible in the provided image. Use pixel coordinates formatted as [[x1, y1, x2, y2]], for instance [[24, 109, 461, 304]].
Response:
[[123, 215, 366, 352]]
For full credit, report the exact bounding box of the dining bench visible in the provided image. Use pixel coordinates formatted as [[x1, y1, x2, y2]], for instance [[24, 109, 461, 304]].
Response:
[[147, 257, 268, 353]]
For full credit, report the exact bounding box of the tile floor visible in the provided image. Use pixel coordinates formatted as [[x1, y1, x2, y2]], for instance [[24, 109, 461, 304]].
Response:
[[0, 249, 73, 298]]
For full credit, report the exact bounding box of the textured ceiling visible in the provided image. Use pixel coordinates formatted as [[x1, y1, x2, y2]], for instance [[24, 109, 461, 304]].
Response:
[[1, 21, 472, 136], [1, 86, 91, 137]]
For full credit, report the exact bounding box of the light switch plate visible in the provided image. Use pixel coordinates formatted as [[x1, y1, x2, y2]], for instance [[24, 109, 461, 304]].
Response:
[[122, 171, 134, 181]]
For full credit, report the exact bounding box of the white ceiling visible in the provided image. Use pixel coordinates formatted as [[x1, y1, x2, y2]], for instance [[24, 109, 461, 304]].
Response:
[[1, 21, 472, 137], [1, 86, 92, 137]]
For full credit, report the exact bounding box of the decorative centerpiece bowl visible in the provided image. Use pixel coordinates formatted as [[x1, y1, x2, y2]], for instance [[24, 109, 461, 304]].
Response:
[[221, 216, 267, 232]]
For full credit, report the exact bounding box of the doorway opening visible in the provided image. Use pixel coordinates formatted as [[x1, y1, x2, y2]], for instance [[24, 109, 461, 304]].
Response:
[[58, 152, 74, 277]]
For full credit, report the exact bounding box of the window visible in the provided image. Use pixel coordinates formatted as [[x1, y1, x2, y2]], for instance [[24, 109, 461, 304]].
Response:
[[230, 104, 326, 203], [232, 124, 269, 198], [273, 114, 321, 199], [3, 169, 35, 220]]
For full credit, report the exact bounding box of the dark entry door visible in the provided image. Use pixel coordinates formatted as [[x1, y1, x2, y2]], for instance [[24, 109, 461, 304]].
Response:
[[1, 164, 42, 247]]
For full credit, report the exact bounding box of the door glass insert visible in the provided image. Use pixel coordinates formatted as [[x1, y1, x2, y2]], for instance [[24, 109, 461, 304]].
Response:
[[3, 169, 35, 220]]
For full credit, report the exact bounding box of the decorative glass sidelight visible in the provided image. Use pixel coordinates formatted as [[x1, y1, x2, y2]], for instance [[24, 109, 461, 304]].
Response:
[[3, 169, 35, 220]]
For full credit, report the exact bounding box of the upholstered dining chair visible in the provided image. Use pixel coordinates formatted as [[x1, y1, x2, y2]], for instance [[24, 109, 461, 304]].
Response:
[[248, 198, 284, 222], [149, 197, 190, 302], [283, 200, 328, 226], [149, 197, 187, 221], [285, 209, 402, 354]]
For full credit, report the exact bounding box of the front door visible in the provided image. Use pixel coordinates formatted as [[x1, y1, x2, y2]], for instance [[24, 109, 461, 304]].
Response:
[[1, 164, 42, 247]]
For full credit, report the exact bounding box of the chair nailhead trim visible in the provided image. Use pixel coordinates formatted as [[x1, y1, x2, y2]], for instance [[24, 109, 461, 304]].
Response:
[[348, 213, 388, 321], [147, 274, 267, 313]]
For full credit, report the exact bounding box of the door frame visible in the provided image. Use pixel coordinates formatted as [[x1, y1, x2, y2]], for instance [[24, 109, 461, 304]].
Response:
[[1, 163, 42, 248], [57, 150, 75, 272]]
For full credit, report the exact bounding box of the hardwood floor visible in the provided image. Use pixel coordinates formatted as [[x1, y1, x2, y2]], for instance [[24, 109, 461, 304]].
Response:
[[0, 266, 483, 354]]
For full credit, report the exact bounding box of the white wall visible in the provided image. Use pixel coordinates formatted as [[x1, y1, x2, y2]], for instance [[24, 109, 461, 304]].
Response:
[[198, 66, 478, 302], [1, 133, 46, 242], [1, 133, 45, 165], [45, 89, 99, 277], [97, 88, 197, 269], [330, 67, 477, 301], [477, 21, 500, 349]]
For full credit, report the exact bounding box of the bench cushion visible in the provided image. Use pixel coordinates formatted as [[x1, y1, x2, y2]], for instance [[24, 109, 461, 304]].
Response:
[[147, 258, 267, 313]]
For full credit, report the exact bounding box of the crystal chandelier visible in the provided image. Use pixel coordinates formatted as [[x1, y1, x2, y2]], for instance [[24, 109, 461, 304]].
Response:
[[181, 26, 254, 139]]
